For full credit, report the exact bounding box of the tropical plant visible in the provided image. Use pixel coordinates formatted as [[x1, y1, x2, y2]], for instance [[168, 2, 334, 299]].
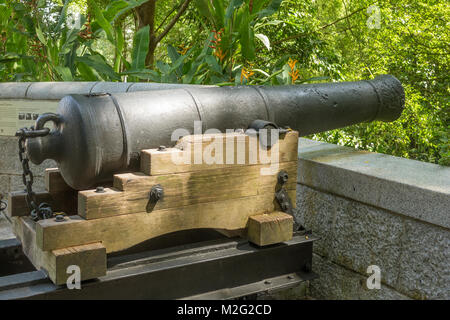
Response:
[[0, 0, 447, 166]]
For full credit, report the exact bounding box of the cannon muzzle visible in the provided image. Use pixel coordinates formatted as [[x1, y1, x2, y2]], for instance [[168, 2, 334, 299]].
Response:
[[26, 75, 405, 190]]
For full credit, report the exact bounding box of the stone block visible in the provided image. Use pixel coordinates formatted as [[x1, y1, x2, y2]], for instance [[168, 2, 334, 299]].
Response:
[[298, 138, 450, 229], [310, 253, 410, 300], [396, 220, 450, 299]]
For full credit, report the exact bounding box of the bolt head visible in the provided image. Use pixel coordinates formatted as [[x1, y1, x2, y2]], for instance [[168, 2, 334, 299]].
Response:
[[150, 184, 164, 201], [277, 170, 289, 184]]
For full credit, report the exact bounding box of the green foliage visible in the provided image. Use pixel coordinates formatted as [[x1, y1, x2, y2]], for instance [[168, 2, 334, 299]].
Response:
[[305, 0, 449, 166], [0, 0, 148, 81], [0, 0, 448, 165]]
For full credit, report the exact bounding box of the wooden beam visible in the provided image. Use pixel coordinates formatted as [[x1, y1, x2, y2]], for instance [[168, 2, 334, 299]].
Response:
[[78, 161, 297, 219], [247, 211, 293, 246], [140, 131, 299, 175], [45, 168, 73, 193], [7, 190, 77, 217], [37, 190, 296, 253], [8, 191, 53, 217], [12, 216, 106, 285]]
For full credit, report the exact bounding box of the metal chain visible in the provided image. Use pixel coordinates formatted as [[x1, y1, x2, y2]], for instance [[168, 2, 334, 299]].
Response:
[[16, 127, 53, 221], [0, 197, 6, 213]]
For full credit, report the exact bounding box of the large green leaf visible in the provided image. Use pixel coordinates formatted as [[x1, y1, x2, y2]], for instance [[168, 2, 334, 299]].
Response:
[[114, 25, 125, 73], [195, 0, 215, 26], [225, 0, 244, 19], [167, 45, 188, 76], [35, 25, 47, 45], [105, 0, 150, 23], [211, 0, 225, 27], [53, 0, 70, 33], [104, 0, 129, 21], [121, 69, 161, 82], [205, 55, 222, 74], [167, 45, 181, 64], [131, 25, 150, 70], [77, 61, 99, 81], [239, 6, 255, 60], [76, 55, 120, 80], [91, 1, 115, 44], [55, 66, 73, 81], [256, 0, 283, 18]]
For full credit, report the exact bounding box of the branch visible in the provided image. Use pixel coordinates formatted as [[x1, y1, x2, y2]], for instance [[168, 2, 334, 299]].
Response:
[[271, 6, 368, 47], [155, 0, 192, 44], [319, 6, 365, 31], [155, 2, 181, 33]]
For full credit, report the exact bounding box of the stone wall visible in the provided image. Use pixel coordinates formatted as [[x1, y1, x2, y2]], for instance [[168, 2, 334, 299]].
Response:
[[296, 138, 450, 300], [0, 135, 56, 200]]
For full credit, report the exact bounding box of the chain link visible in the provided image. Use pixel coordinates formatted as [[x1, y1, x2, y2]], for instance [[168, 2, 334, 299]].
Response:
[[16, 127, 53, 221], [0, 197, 6, 213]]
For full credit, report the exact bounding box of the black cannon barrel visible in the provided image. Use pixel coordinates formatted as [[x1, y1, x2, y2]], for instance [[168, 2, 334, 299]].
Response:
[[26, 75, 404, 190]]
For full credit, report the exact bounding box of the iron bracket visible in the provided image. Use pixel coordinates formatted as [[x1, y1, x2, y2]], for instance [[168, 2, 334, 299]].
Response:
[[275, 170, 304, 231]]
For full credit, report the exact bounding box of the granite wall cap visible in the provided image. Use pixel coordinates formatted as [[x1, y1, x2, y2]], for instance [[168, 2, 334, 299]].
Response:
[[298, 138, 450, 229]]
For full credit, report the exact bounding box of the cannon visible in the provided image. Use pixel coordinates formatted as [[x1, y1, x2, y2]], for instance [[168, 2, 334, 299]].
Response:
[[23, 75, 404, 190]]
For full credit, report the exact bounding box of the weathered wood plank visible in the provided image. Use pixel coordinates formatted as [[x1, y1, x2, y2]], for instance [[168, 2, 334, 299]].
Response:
[[140, 131, 299, 175], [8, 191, 53, 217], [38, 190, 296, 253], [45, 168, 72, 193], [247, 211, 293, 246], [12, 216, 106, 285], [8, 190, 77, 217], [78, 161, 297, 219]]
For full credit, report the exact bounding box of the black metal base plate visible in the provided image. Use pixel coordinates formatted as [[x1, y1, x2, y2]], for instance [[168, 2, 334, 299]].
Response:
[[0, 231, 317, 300]]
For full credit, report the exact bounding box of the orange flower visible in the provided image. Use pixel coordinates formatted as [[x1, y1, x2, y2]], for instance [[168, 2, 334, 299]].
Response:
[[288, 58, 298, 71], [289, 70, 299, 82], [288, 58, 299, 83], [213, 48, 226, 62], [240, 67, 254, 83], [209, 28, 224, 48], [178, 44, 191, 55]]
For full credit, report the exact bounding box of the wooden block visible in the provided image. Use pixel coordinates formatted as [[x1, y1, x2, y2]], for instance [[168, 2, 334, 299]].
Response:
[[49, 242, 106, 285], [38, 190, 296, 253], [13, 216, 106, 285], [8, 190, 78, 217], [247, 211, 293, 246], [78, 161, 297, 219], [8, 191, 53, 217], [45, 168, 72, 193], [140, 131, 299, 175]]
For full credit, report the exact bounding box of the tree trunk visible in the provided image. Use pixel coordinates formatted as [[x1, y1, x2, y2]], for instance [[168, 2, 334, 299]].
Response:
[[136, 0, 157, 67], [136, 0, 192, 67]]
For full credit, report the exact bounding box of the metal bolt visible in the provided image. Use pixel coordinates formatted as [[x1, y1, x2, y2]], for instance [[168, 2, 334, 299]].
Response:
[[277, 170, 289, 184], [95, 186, 105, 193], [150, 184, 164, 202], [157, 145, 166, 151]]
